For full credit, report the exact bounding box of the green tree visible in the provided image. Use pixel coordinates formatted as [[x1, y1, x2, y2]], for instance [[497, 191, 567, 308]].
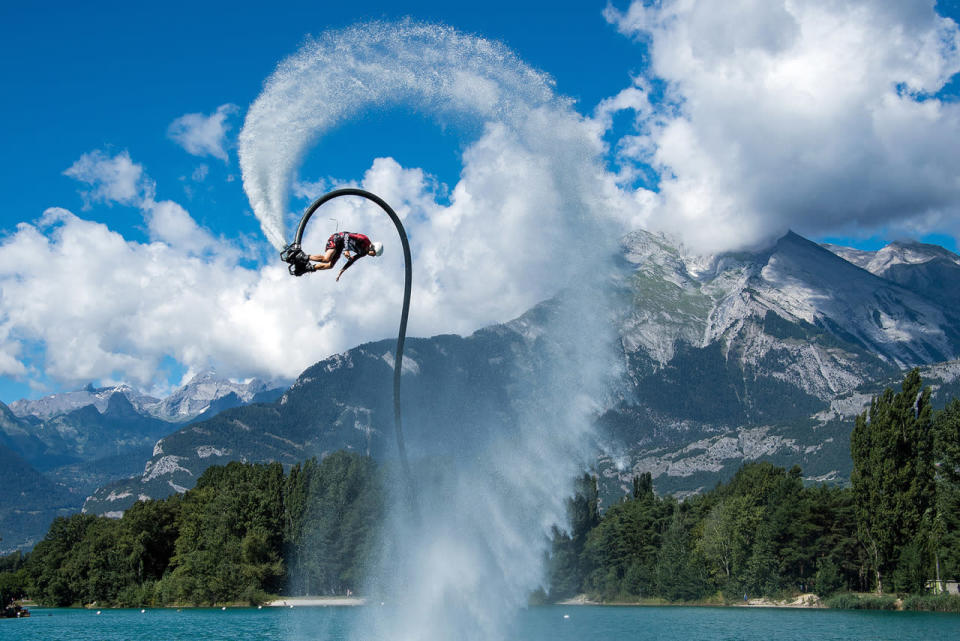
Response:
[[583, 476, 666, 599], [283, 458, 315, 595], [165, 461, 285, 604], [293, 452, 383, 595], [850, 369, 935, 593], [654, 502, 704, 601], [545, 526, 580, 600], [696, 495, 761, 590], [0, 568, 28, 608], [545, 473, 600, 600], [933, 398, 960, 584], [118, 496, 180, 587], [26, 514, 100, 606], [803, 485, 862, 592]]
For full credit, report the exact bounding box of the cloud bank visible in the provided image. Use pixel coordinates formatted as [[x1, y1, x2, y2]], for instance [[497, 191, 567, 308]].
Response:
[[605, 0, 960, 252], [1, 151, 336, 389]]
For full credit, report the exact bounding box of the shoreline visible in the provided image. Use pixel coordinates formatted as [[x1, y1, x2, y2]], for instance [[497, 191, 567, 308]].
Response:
[[265, 597, 366, 607], [556, 593, 824, 609]]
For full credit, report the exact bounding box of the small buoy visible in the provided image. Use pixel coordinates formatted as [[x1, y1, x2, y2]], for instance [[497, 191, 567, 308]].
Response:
[[289, 605, 294, 609], [563, 614, 570, 619], [222, 606, 227, 611], [141, 609, 146, 614], [258, 605, 262, 609], [96, 611, 101, 615]]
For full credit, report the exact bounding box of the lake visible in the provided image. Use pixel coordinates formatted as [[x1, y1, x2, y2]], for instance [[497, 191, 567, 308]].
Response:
[[3, 605, 958, 641]]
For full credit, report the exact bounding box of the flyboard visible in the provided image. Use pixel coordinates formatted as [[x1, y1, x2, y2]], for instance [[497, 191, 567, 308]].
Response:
[[281, 189, 415, 507]]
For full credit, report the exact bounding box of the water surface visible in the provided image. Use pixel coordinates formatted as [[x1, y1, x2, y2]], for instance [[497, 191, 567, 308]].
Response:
[[2, 605, 957, 641]]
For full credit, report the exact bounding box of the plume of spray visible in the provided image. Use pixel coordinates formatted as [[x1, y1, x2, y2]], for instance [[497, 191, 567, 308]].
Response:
[[239, 20, 561, 250], [361, 282, 620, 641], [239, 20, 623, 641]]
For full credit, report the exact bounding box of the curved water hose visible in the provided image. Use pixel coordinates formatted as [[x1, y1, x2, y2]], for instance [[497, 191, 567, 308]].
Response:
[[286, 188, 414, 501]]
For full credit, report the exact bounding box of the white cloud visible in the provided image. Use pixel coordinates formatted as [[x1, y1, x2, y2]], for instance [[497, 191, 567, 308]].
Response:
[[144, 200, 218, 255], [604, 0, 960, 252], [0, 206, 351, 387], [168, 103, 238, 162], [63, 150, 154, 209], [191, 164, 209, 182]]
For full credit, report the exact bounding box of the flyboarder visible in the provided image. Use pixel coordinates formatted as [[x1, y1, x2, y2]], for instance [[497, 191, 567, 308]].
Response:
[[305, 231, 384, 281]]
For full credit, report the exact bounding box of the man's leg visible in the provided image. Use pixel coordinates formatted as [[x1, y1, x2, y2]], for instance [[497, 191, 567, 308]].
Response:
[[308, 248, 338, 270]]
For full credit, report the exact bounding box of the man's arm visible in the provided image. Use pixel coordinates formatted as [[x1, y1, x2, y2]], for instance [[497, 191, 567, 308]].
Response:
[[336, 254, 363, 281]]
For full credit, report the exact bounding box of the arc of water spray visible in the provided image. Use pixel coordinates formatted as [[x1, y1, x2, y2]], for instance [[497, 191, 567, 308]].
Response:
[[289, 188, 415, 502]]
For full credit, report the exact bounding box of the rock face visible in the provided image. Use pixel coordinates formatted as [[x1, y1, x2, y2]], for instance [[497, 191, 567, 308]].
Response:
[[82, 231, 960, 515]]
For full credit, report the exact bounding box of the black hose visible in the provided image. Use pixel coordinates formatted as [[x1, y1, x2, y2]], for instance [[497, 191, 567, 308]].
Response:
[[290, 188, 414, 500]]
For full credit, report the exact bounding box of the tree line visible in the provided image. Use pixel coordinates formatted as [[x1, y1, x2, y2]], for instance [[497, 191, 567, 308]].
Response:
[[2, 369, 959, 608], [543, 369, 960, 602], [0, 451, 383, 607]]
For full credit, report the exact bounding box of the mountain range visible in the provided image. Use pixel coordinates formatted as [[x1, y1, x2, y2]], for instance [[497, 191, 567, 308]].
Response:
[[0, 373, 287, 552], [80, 231, 960, 513], [4, 230, 960, 552]]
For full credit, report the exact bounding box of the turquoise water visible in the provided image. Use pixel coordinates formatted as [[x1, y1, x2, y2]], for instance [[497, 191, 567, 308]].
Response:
[[2, 605, 958, 641]]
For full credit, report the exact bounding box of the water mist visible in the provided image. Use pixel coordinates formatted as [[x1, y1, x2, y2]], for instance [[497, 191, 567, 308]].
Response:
[[239, 21, 622, 641]]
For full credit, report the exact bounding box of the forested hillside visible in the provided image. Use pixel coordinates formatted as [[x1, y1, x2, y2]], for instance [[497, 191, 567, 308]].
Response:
[[0, 452, 382, 607], [546, 371, 960, 603]]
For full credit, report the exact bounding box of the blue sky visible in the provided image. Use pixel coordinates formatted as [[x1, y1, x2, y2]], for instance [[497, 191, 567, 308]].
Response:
[[2, 0, 960, 403]]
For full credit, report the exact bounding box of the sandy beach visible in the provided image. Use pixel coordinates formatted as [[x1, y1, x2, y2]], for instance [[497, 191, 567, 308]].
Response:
[[556, 593, 824, 608]]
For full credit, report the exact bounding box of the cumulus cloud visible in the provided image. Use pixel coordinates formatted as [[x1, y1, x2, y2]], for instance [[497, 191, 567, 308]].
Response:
[[168, 103, 238, 162], [144, 200, 219, 255], [63, 150, 154, 208], [0, 206, 352, 388], [604, 0, 960, 252]]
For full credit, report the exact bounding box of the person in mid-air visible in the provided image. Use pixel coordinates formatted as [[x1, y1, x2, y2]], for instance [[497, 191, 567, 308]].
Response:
[[307, 231, 383, 281]]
